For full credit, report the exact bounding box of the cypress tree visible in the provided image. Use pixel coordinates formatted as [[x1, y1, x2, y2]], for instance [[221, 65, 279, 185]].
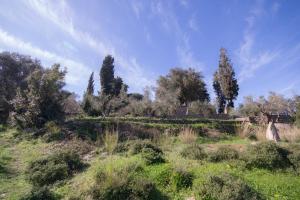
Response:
[[213, 72, 226, 114], [215, 48, 239, 114], [100, 55, 115, 95], [86, 72, 94, 95]]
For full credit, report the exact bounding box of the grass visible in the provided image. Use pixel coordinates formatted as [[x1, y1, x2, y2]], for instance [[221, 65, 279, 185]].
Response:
[[0, 129, 50, 199], [1, 119, 300, 200]]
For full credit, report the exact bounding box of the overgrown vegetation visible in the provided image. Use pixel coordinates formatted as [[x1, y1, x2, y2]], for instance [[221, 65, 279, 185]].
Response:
[[26, 151, 84, 186], [196, 173, 263, 200]]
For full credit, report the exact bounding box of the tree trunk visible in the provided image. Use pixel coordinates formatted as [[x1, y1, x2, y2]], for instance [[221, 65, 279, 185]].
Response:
[[266, 121, 280, 142]]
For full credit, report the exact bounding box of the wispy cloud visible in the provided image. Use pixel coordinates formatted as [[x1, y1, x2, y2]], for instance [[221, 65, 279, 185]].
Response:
[[237, 1, 279, 82], [131, 0, 144, 19], [24, 0, 153, 92], [151, 1, 204, 70], [188, 15, 199, 32], [0, 29, 91, 86]]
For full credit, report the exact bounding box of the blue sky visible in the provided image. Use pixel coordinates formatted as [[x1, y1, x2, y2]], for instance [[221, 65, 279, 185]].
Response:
[[0, 0, 300, 104]]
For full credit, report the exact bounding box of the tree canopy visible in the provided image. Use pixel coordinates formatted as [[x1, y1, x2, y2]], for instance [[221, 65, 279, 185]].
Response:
[[213, 48, 239, 114]]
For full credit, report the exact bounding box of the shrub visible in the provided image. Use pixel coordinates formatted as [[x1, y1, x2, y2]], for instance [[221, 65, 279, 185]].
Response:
[[288, 151, 300, 173], [92, 166, 162, 200], [171, 169, 193, 191], [43, 121, 64, 142], [196, 173, 263, 200], [244, 142, 290, 170], [27, 151, 84, 186], [20, 187, 57, 200], [178, 127, 197, 144], [180, 144, 207, 160], [129, 140, 162, 155], [208, 146, 239, 162], [141, 147, 165, 165]]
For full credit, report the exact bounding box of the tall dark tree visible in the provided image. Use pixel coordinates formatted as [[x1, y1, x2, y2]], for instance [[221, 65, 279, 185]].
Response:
[[156, 68, 210, 115], [100, 55, 115, 95], [86, 72, 94, 95], [82, 72, 95, 115], [113, 76, 123, 96], [214, 48, 239, 114], [213, 72, 226, 114]]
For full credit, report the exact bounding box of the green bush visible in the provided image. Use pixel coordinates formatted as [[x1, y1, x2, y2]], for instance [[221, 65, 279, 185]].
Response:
[[171, 169, 193, 191], [180, 144, 207, 160], [196, 173, 263, 200], [141, 147, 165, 165], [43, 121, 64, 142], [129, 140, 162, 155], [20, 187, 57, 200], [27, 151, 84, 186], [288, 151, 300, 173], [244, 142, 290, 170], [208, 146, 239, 162], [92, 167, 163, 200]]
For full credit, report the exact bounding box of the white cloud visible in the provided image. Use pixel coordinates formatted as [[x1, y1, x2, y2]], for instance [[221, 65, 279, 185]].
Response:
[[237, 1, 278, 82], [23, 0, 153, 92], [188, 16, 199, 32], [0, 29, 91, 86], [151, 1, 204, 70], [131, 0, 143, 19], [177, 35, 204, 70]]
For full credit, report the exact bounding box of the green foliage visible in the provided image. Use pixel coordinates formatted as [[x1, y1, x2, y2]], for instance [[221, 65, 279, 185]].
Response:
[[129, 140, 162, 155], [213, 71, 226, 114], [141, 147, 165, 165], [180, 144, 207, 160], [171, 169, 193, 191], [296, 103, 300, 128], [100, 55, 115, 95], [214, 48, 239, 113], [0, 52, 42, 123], [10, 64, 69, 128], [20, 186, 57, 200], [156, 67, 209, 115], [288, 150, 300, 173], [26, 151, 84, 186], [208, 146, 239, 162], [86, 72, 95, 96], [43, 121, 64, 142], [196, 173, 263, 200], [244, 142, 291, 170], [91, 163, 163, 200]]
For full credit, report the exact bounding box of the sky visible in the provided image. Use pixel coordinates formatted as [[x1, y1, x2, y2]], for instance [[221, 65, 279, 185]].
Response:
[[0, 0, 300, 104]]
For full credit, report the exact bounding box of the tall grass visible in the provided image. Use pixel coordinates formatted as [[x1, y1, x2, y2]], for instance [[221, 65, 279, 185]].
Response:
[[278, 125, 300, 142], [178, 127, 197, 144], [103, 129, 119, 155]]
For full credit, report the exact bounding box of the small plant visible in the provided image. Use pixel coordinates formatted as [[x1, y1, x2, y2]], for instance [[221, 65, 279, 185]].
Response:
[[171, 169, 193, 191], [244, 142, 290, 170], [20, 187, 57, 200], [26, 151, 84, 186], [196, 173, 264, 200], [180, 144, 207, 160], [208, 146, 239, 162], [178, 127, 197, 144], [141, 147, 165, 165]]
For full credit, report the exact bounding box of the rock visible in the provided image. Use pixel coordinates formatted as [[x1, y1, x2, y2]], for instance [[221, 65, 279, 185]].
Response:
[[266, 122, 280, 142]]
